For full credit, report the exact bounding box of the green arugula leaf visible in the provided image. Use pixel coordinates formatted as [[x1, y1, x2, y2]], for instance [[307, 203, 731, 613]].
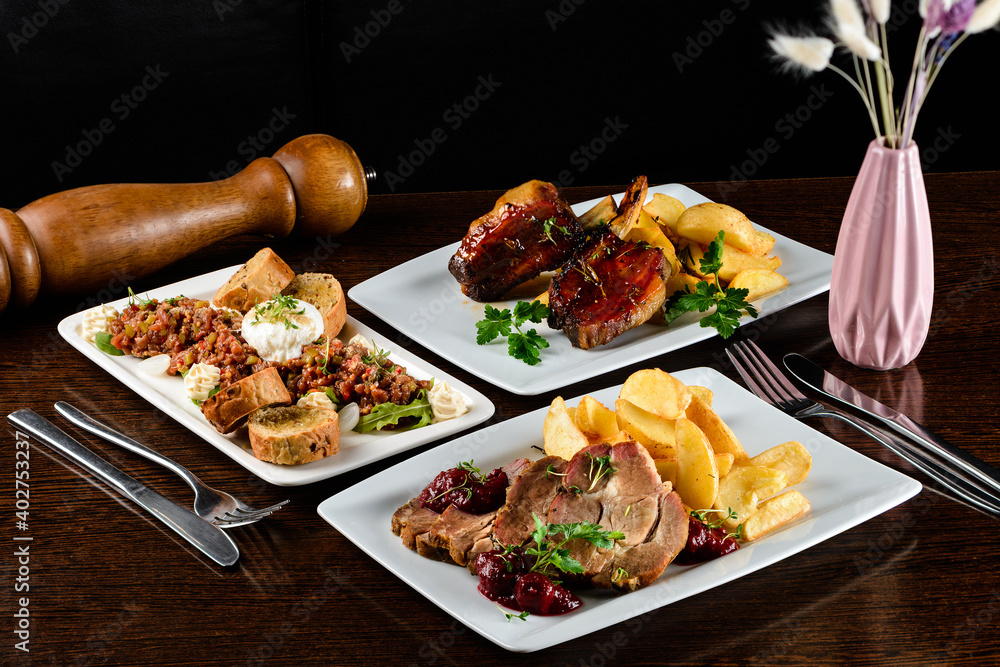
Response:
[[354, 389, 434, 433], [475, 300, 550, 366], [94, 331, 125, 356]]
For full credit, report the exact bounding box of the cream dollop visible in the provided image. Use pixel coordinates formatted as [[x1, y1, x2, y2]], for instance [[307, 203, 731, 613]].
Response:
[[297, 391, 337, 411], [81, 304, 120, 342], [184, 363, 221, 403], [241, 297, 324, 363], [428, 380, 468, 422]]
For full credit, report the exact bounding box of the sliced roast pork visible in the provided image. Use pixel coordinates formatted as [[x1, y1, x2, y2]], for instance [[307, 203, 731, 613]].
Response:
[[547, 227, 668, 349], [492, 455, 567, 548], [448, 180, 583, 302], [546, 441, 688, 590]]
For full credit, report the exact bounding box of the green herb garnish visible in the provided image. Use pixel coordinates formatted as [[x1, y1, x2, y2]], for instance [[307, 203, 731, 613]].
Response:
[[94, 331, 125, 356], [127, 287, 154, 308], [475, 300, 550, 366], [690, 507, 744, 541], [523, 513, 625, 578], [353, 389, 434, 433], [584, 452, 616, 492], [663, 231, 757, 338], [252, 294, 306, 330], [541, 216, 570, 243], [498, 606, 529, 623]]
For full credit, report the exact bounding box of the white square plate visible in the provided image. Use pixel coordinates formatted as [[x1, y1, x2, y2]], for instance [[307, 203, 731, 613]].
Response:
[[57, 266, 495, 487], [349, 183, 834, 395], [317, 367, 920, 652]]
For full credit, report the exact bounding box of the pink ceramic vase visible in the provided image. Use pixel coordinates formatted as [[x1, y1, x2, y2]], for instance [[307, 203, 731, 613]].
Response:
[[828, 138, 934, 370]]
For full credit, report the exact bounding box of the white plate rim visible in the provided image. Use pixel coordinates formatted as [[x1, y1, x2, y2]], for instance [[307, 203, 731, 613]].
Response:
[[57, 265, 496, 487], [317, 367, 921, 651]]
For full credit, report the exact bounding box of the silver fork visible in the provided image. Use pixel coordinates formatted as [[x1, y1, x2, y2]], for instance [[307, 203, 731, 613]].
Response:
[[726, 341, 1000, 518], [54, 402, 289, 528]]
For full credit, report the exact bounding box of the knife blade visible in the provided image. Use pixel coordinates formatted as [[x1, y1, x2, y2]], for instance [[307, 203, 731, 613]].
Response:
[[7, 409, 240, 567], [783, 353, 1000, 496]]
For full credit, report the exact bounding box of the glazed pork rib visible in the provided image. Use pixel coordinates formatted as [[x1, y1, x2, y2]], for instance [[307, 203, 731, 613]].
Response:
[[448, 180, 583, 302], [547, 227, 668, 349]]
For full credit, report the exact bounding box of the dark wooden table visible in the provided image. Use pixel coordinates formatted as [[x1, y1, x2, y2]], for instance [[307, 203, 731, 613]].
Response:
[[3, 173, 998, 666]]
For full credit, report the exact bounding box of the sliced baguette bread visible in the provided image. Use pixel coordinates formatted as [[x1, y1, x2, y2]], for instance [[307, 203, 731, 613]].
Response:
[[280, 272, 347, 340], [248, 405, 340, 465], [213, 247, 295, 313], [201, 367, 292, 434]]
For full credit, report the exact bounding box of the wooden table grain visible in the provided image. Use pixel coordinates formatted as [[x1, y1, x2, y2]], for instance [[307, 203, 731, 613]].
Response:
[[2, 173, 998, 666]]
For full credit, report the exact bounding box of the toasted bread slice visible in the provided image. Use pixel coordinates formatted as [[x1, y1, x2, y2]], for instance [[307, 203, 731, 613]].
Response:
[[248, 405, 340, 465], [280, 273, 347, 340], [201, 367, 291, 434], [212, 248, 295, 313]]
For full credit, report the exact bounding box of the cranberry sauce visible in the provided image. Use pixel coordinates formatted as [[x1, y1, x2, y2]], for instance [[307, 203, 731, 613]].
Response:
[[674, 514, 740, 565], [417, 465, 507, 514], [473, 549, 582, 616]]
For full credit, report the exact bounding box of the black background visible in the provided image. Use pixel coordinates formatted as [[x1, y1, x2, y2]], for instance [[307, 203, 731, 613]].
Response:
[[1, 0, 996, 210]]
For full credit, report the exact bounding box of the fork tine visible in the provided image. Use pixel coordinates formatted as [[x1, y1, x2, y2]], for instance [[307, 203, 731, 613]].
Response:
[[231, 500, 290, 516], [213, 500, 289, 526], [739, 340, 805, 402], [725, 346, 777, 404]]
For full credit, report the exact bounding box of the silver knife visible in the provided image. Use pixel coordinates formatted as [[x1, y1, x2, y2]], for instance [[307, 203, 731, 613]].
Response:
[[783, 353, 1000, 496], [7, 409, 240, 567]]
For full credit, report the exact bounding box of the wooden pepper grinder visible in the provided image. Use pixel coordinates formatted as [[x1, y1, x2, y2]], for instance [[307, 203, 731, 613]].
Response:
[[0, 134, 374, 314]]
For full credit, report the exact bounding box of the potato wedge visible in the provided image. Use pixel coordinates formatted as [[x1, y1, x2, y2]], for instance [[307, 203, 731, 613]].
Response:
[[654, 457, 678, 488], [684, 391, 748, 460], [688, 385, 713, 407], [578, 194, 617, 231], [676, 202, 766, 256], [619, 368, 690, 420], [729, 269, 789, 302], [715, 452, 735, 477], [673, 418, 719, 510], [610, 175, 648, 238], [575, 396, 619, 441], [715, 464, 787, 530], [745, 441, 811, 485], [684, 242, 782, 283], [642, 193, 686, 237], [543, 397, 590, 460], [754, 229, 776, 256], [614, 399, 676, 459], [741, 490, 810, 541], [624, 224, 679, 277]]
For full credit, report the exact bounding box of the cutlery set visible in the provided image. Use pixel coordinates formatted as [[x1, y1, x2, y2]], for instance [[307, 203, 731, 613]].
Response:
[[727, 340, 1000, 519], [8, 404, 291, 566]]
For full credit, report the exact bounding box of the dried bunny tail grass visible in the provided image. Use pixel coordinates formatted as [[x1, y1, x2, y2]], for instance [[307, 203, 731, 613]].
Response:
[[835, 23, 883, 59], [870, 0, 891, 23], [829, 0, 868, 32], [768, 32, 836, 75], [967, 0, 1000, 33]]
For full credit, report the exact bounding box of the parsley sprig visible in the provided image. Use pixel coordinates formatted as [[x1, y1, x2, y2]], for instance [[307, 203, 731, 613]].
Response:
[[524, 513, 625, 580], [475, 300, 550, 366], [663, 231, 757, 338]]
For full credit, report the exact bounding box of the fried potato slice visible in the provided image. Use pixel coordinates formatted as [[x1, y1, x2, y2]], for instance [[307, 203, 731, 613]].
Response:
[[683, 242, 782, 283], [729, 269, 789, 302], [741, 490, 810, 541], [624, 223, 679, 277], [745, 441, 812, 485], [642, 193, 686, 238], [688, 385, 713, 407], [715, 464, 788, 530], [614, 399, 676, 459], [673, 418, 719, 510], [654, 457, 678, 488], [715, 452, 735, 477], [543, 396, 590, 460], [610, 175, 648, 238], [575, 395, 619, 441], [619, 368, 691, 420], [684, 391, 748, 460], [578, 195, 617, 231], [675, 202, 763, 256]]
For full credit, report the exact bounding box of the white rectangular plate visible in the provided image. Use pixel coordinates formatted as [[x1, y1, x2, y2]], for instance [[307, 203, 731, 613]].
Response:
[[349, 183, 834, 395], [318, 367, 920, 652], [57, 266, 495, 487]]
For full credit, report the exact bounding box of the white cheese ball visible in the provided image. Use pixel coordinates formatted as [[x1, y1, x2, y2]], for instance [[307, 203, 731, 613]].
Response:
[[241, 298, 324, 363]]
